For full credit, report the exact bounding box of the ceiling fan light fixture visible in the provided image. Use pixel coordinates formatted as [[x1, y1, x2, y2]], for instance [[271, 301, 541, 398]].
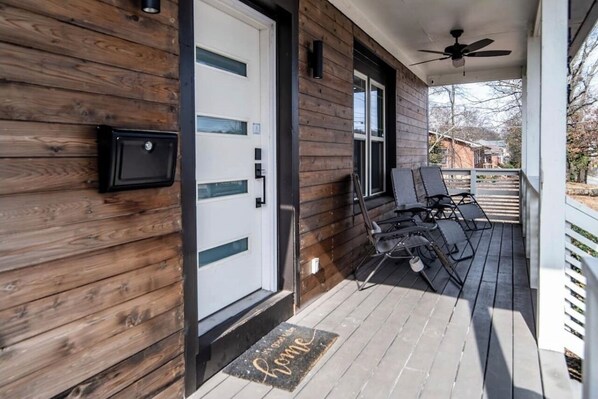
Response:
[[452, 57, 465, 68], [415, 30, 510, 68]]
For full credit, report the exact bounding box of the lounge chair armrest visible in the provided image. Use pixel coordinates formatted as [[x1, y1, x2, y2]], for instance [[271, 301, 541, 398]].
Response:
[[394, 204, 430, 214], [373, 225, 431, 240], [425, 195, 454, 210], [394, 206, 433, 224], [377, 215, 412, 225], [450, 192, 474, 198], [426, 194, 451, 200]]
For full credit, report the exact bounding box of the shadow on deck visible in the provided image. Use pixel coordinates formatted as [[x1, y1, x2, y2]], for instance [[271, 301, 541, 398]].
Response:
[[191, 223, 573, 399]]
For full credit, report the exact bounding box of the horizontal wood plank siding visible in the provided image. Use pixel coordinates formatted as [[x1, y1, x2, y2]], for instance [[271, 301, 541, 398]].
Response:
[[298, 0, 428, 305], [0, 0, 184, 398]]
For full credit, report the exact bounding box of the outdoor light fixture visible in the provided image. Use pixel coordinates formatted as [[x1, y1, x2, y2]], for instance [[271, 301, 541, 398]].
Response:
[[452, 57, 465, 68], [142, 0, 160, 14], [309, 40, 324, 79]]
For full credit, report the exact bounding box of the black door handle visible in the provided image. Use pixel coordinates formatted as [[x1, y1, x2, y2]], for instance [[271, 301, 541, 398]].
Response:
[[255, 163, 266, 208]]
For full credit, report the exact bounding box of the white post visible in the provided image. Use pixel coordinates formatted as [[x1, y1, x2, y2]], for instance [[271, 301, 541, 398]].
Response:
[[529, 189, 540, 289], [526, 35, 541, 290], [537, 0, 568, 352], [521, 75, 527, 229], [470, 169, 477, 195], [584, 257, 598, 399]]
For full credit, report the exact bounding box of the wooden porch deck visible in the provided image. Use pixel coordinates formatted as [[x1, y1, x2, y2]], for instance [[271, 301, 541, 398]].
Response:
[[191, 223, 572, 399]]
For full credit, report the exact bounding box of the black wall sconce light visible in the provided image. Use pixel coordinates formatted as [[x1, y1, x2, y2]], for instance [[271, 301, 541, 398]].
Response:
[[142, 0, 160, 14], [308, 40, 324, 79]]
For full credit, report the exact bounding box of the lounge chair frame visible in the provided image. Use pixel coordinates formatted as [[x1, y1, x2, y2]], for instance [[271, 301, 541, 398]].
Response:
[[352, 173, 463, 292], [419, 166, 492, 231], [390, 168, 475, 262]]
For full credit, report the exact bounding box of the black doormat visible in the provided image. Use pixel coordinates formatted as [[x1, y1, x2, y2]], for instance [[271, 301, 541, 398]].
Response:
[[223, 322, 338, 391]]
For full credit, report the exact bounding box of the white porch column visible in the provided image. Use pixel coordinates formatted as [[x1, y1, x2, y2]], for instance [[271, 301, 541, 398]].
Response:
[[526, 35, 541, 290], [521, 74, 527, 231], [537, 0, 568, 352]]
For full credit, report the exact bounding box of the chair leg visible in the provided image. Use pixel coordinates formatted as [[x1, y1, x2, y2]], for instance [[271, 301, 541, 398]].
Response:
[[415, 245, 436, 263], [419, 270, 436, 292], [403, 247, 436, 291], [354, 245, 375, 277], [448, 239, 475, 262], [357, 254, 387, 291], [431, 242, 464, 287], [429, 227, 473, 263], [452, 235, 476, 262]]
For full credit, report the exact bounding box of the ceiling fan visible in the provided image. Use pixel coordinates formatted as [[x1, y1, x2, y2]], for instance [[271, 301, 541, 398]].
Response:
[[411, 29, 511, 68]]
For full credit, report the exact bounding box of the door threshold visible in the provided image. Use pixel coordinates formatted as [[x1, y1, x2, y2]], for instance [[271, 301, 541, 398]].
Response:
[[196, 290, 294, 386], [198, 289, 274, 337]]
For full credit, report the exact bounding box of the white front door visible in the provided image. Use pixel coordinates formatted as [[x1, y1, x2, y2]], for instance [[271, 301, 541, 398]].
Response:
[[194, 0, 276, 321]]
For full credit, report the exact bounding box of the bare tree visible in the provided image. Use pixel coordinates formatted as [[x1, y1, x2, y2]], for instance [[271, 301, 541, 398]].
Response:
[[568, 29, 598, 182], [429, 85, 462, 167], [429, 85, 499, 167], [473, 30, 598, 179], [568, 108, 598, 182], [568, 32, 598, 118], [483, 80, 522, 116]]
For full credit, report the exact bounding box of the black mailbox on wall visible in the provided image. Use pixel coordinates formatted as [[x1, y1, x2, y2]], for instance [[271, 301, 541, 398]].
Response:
[[97, 125, 178, 193]]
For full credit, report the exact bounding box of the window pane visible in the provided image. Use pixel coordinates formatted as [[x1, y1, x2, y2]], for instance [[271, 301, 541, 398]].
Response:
[[371, 141, 384, 194], [353, 75, 366, 135], [354, 139, 366, 189], [198, 180, 247, 200], [196, 47, 247, 77], [370, 85, 384, 138], [198, 238, 248, 267], [197, 115, 247, 135]]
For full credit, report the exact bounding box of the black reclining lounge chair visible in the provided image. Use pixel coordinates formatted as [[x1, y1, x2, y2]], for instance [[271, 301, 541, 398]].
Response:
[[352, 173, 463, 292], [419, 166, 492, 231], [391, 168, 475, 262]]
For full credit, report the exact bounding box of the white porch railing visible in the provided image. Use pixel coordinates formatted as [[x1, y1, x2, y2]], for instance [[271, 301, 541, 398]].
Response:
[[584, 257, 598, 399], [441, 169, 598, 360], [445, 169, 598, 361], [441, 168, 521, 223], [564, 197, 598, 358]]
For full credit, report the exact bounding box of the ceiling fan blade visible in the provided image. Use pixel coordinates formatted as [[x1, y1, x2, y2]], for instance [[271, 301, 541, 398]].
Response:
[[463, 38, 493, 53], [466, 50, 512, 57], [409, 56, 450, 66], [418, 49, 449, 55]]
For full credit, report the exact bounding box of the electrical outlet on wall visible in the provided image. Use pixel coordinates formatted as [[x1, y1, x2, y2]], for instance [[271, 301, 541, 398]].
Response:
[[311, 258, 320, 274]]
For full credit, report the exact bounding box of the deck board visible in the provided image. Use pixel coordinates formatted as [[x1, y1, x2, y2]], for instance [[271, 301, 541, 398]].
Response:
[[484, 226, 515, 399], [189, 223, 572, 399], [419, 227, 494, 399]]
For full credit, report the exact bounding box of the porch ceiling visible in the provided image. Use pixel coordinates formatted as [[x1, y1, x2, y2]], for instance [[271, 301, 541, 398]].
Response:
[[330, 0, 596, 86]]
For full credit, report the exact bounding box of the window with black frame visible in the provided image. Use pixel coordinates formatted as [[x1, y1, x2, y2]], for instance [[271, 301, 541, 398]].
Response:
[[353, 43, 392, 198]]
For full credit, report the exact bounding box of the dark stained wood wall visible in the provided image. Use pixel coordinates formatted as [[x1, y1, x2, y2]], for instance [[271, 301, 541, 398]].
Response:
[[0, 1, 185, 398], [298, 0, 429, 304]]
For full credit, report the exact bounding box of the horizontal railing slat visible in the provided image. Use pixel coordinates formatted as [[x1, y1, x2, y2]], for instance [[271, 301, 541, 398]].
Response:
[[566, 254, 583, 269], [565, 319, 585, 337], [566, 227, 598, 252], [566, 241, 595, 262], [565, 264, 587, 285], [442, 168, 521, 224], [566, 292, 586, 311], [566, 197, 598, 234], [566, 279, 586, 298], [566, 306, 586, 324]]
